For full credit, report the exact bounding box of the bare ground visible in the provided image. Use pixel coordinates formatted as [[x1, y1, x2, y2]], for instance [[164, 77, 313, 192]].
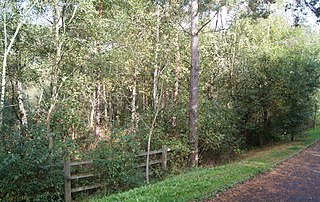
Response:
[[209, 141, 320, 202]]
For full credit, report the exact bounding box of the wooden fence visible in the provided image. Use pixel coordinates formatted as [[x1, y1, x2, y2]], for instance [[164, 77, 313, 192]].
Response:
[[64, 159, 102, 202], [64, 145, 171, 202]]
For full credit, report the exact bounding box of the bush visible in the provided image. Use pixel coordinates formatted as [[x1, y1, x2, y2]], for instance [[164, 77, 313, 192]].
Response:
[[0, 129, 70, 201], [199, 100, 242, 162], [90, 134, 144, 194]]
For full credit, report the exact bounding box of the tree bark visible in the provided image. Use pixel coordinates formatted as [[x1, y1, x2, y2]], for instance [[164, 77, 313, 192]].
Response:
[[103, 84, 109, 129], [95, 79, 102, 138], [131, 66, 137, 129], [189, 0, 199, 167], [146, 105, 160, 184], [89, 96, 95, 128], [47, 0, 61, 149], [172, 31, 181, 128], [314, 104, 317, 129], [174, 31, 181, 103], [16, 80, 28, 134], [0, 11, 22, 126], [153, 4, 160, 112], [94, 0, 103, 138], [0, 1, 34, 126], [260, 108, 268, 146], [108, 94, 113, 127]]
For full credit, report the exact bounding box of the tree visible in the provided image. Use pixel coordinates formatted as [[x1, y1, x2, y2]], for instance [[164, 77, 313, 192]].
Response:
[[286, 0, 320, 25], [0, 1, 35, 127], [189, 0, 200, 167]]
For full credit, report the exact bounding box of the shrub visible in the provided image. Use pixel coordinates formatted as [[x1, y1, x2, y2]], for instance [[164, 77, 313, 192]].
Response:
[[90, 134, 144, 194], [0, 129, 70, 201]]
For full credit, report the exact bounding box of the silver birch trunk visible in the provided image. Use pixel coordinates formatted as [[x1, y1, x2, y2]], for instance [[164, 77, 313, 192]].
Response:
[[131, 66, 137, 128], [103, 84, 109, 129], [173, 31, 181, 103], [16, 80, 28, 132], [95, 0, 103, 139], [89, 96, 95, 128], [0, 13, 22, 126], [153, 4, 160, 112], [108, 94, 113, 127], [0, 1, 34, 126], [146, 106, 160, 184], [172, 31, 181, 128], [47, 0, 61, 149], [189, 0, 199, 167], [95, 80, 101, 138], [146, 77, 164, 184]]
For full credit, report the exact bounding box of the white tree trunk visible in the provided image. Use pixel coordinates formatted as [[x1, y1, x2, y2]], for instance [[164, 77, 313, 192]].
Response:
[[131, 66, 137, 128], [47, 0, 61, 149], [89, 96, 95, 128], [172, 31, 181, 128], [95, 80, 101, 138], [0, 15, 22, 126], [16, 80, 28, 132], [153, 4, 160, 112], [0, 1, 34, 126]]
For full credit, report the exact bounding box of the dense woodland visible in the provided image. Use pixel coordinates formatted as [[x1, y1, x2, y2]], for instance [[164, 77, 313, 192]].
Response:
[[1, 0, 320, 201]]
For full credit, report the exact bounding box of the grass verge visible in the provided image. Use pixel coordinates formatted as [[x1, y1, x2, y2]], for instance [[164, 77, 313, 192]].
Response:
[[90, 128, 320, 202]]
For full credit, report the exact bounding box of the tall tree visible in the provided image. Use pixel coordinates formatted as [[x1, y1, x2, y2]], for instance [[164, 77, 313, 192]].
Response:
[[0, 1, 35, 126], [189, 0, 200, 167]]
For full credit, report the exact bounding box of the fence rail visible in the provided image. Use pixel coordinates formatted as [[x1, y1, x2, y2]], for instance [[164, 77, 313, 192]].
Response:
[[64, 145, 171, 202], [64, 159, 103, 202]]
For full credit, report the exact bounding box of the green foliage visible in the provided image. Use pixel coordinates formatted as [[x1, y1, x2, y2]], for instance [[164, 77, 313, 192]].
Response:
[[200, 16, 320, 152], [199, 99, 242, 161], [0, 127, 71, 201], [90, 134, 144, 194]]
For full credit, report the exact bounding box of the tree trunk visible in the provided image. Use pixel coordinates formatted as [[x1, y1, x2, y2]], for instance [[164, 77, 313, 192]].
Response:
[[47, 0, 61, 149], [314, 104, 317, 129], [94, 0, 103, 138], [95, 79, 102, 138], [153, 4, 160, 112], [103, 84, 109, 129], [108, 94, 113, 127], [174, 31, 181, 103], [260, 107, 268, 146], [172, 31, 181, 128], [146, 105, 160, 184], [131, 66, 137, 129], [89, 96, 95, 128], [16, 80, 28, 134], [189, 0, 199, 167], [0, 10, 22, 126]]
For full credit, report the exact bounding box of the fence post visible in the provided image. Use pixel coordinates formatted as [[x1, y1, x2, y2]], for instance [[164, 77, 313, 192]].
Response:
[[162, 145, 168, 171], [64, 159, 71, 202]]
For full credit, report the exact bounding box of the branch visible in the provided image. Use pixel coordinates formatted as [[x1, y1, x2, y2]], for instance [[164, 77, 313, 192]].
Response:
[[68, 4, 78, 24], [178, 22, 190, 35], [23, 2, 36, 16], [2, 0, 6, 10], [6, 23, 22, 54], [197, 11, 219, 35], [197, 19, 212, 35]]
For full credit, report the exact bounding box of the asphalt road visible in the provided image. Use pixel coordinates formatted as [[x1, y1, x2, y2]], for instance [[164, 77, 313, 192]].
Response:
[[210, 141, 320, 202]]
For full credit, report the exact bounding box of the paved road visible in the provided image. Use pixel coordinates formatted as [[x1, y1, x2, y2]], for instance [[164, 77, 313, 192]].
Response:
[[211, 142, 320, 202]]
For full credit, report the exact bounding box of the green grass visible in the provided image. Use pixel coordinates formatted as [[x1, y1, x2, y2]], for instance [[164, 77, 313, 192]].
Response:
[[90, 128, 320, 202]]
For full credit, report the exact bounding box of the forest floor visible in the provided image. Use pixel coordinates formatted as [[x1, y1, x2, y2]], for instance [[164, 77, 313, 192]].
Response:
[[209, 141, 320, 202]]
